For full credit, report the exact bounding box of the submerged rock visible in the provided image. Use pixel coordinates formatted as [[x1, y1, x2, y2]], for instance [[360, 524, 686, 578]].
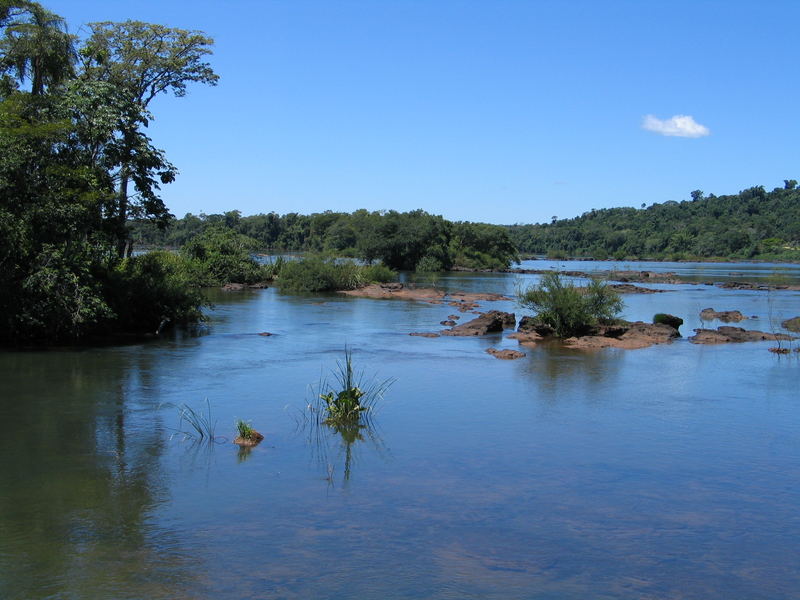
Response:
[[689, 326, 795, 345], [699, 308, 747, 322], [608, 283, 665, 294], [442, 311, 516, 336], [410, 332, 440, 338], [486, 348, 526, 360], [782, 316, 800, 332]]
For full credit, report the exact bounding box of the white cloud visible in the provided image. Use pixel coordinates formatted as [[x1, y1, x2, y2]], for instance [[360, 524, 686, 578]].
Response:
[[642, 114, 710, 138]]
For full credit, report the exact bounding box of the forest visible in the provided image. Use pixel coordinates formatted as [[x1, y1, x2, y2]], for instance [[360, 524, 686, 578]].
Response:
[[130, 209, 519, 271], [507, 183, 800, 262]]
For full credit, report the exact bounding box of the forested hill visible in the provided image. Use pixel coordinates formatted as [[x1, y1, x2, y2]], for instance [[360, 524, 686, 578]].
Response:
[[506, 182, 800, 261]]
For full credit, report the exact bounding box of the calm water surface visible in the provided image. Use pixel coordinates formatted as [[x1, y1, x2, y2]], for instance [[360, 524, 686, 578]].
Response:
[[1, 263, 799, 599]]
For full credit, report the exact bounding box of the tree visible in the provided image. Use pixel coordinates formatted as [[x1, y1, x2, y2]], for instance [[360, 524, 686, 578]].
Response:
[[79, 21, 219, 256], [0, 1, 75, 95]]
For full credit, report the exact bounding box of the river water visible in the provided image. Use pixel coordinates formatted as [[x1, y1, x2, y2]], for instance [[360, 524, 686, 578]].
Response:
[[1, 261, 799, 599]]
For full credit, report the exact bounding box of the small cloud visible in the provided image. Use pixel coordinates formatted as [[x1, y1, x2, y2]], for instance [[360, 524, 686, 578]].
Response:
[[642, 114, 710, 138]]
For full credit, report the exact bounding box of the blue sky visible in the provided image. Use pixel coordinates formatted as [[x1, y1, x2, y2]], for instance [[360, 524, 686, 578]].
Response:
[[48, 0, 800, 224]]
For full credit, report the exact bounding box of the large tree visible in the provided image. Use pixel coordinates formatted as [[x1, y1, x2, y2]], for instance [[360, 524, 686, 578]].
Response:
[[79, 21, 219, 256]]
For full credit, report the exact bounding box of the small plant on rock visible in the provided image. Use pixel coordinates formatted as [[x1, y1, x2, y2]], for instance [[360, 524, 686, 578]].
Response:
[[233, 419, 264, 447]]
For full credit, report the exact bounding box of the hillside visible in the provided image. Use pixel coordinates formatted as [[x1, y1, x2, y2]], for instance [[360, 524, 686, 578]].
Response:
[[507, 181, 800, 261]]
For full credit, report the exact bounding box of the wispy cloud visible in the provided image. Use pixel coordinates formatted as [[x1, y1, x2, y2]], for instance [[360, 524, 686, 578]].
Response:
[[642, 114, 710, 138]]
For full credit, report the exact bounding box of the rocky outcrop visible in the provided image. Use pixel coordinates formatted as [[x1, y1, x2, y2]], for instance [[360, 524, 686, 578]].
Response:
[[700, 308, 747, 322], [449, 300, 480, 312], [517, 316, 555, 337], [689, 326, 795, 344], [339, 283, 446, 301], [233, 431, 264, 447], [442, 311, 516, 336], [563, 322, 680, 350], [486, 348, 526, 360], [409, 332, 440, 338], [720, 281, 800, 291], [782, 317, 800, 332]]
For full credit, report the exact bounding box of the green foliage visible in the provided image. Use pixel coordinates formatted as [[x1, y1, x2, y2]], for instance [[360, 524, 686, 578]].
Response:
[[107, 251, 205, 334], [0, 5, 215, 344], [80, 19, 218, 256], [131, 208, 521, 272], [277, 257, 396, 293], [449, 222, 519, 270], [181, 227, 268, 285], [235, 419, 256, 440], [0, 2, 76, 96], [14, 243, 114, 340], [507, 182, 800, 261], [360, 262, 396, 283], [653, 313, 683, 330], [416, 255, 444, 272], [517, 272, 623, 337]]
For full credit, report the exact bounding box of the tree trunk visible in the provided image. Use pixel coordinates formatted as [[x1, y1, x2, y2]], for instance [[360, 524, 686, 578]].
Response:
[[116, 166, 130, 258]]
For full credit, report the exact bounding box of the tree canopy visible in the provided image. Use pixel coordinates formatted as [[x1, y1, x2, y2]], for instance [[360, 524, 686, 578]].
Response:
[[0, 1, 216, 343]]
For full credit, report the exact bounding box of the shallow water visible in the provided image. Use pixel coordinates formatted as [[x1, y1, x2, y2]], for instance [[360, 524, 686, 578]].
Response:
[[1, 262, 799, 599]]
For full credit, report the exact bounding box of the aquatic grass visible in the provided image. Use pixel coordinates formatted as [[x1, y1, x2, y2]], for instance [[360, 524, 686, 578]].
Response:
[[299, 348, 394, 484], [317, 348, 394, 427], [235, 419, 257, 440], [162, 398, 221, 443]]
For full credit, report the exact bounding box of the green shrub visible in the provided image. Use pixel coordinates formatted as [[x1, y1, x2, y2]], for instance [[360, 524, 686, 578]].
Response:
[[278, 257, 396, 292], [415, 255, 444, 273], [546, 249, 568, 260], [517, 272, 623, 337], [361, 263, 396, 283], [108, 251, 206, 334], [182, 227, 269, 285], [653, 313, 683, 330]]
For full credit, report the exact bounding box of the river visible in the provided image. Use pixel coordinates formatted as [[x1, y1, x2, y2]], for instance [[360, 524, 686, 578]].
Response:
[[1, 261, 798, 599]]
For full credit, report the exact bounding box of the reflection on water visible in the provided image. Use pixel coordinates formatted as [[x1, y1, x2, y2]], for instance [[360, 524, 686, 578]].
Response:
[[1, 261, 799, 599]]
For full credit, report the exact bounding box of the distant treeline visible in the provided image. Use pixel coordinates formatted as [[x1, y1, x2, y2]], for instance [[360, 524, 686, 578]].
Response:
[[508, 181, 800, 261], [131, 209, 520, 271]]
